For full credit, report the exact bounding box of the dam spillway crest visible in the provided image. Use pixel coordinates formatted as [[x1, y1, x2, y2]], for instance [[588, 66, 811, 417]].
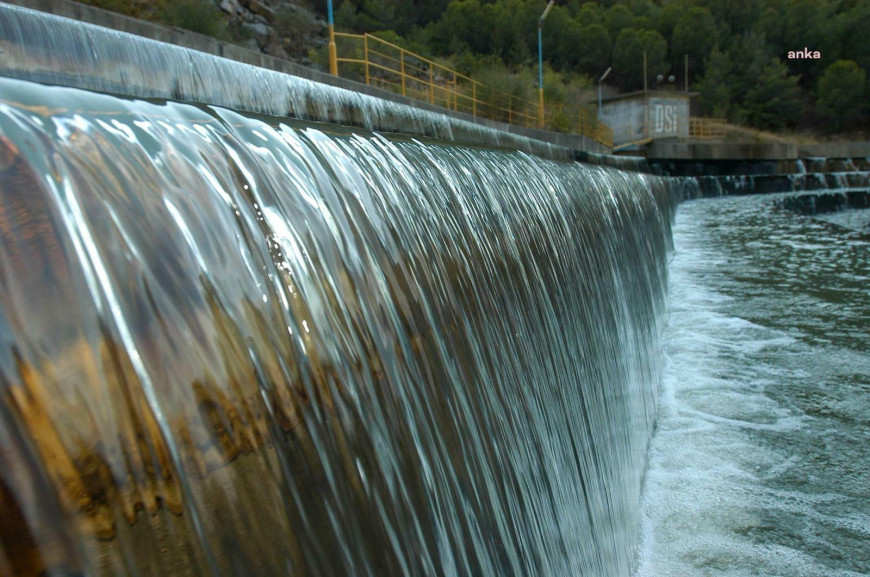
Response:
[[0, 76, 677, 576]]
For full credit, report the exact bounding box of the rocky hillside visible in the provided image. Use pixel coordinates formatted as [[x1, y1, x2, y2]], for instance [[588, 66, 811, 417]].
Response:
[[79, 0, 328, 66], [215, 0, 325, 65]]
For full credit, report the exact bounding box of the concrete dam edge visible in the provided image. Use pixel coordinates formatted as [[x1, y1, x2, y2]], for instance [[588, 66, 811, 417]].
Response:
[[0, 0, 611, 159]]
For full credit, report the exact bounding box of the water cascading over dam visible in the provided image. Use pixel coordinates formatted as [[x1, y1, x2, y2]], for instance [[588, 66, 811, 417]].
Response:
[[0, 6, 679, 577]]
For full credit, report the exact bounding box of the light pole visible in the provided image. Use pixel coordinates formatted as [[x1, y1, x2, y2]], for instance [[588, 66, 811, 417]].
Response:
[[597, 66, 611, 120], [327, 0, 338, 75], [538, 0, 555, 128]]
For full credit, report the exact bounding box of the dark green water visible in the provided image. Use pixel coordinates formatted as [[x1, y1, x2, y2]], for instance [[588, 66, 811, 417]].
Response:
[[636, 193, 870, 576]]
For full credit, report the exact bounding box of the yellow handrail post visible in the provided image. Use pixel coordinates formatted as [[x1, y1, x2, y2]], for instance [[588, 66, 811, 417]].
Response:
[[363, 35, 370, 85], [472, 82, 477, 117], [328, 27, 338, 75], [429, 64, 434, 104], [327, 0, 338, 75], [508, 100, 512, 124], [400, 49, 406, 97], [452, 72, 457, 111]]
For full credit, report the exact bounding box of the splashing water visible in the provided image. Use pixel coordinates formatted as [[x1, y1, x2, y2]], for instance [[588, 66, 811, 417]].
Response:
[[0, 4, 569, 160], [0, 77, 677, 576], [636, 194, 870, 577]]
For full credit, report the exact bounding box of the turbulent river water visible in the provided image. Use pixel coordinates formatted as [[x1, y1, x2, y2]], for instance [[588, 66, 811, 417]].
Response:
[[636, 194, 870, 576]]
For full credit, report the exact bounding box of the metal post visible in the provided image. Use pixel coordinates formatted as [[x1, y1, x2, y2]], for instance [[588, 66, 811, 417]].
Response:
[[538, 24, 544, 127], [364, 35, 370, 85], [598, 67, 611, 125], [645, 84, 650, 140], [327, 0, 337, 75], [400, 49, 406, 96], [538, 0, 555, 129], [685, 53, 689, 92], [472, 81, 477, 117], [643, 50, 647, 92], [429, 64, 434, 104]]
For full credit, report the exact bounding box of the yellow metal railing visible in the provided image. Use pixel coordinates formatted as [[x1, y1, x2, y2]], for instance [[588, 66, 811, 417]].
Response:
[[578, 108, 614, 148], [688, 117, 726, 139], [610, 123, 652, 150], [333, 32, 613, 148], [608, 117, 727, 149]]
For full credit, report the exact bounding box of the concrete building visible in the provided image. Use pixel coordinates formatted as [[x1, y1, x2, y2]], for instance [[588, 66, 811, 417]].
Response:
[[599, 90, 694, 151]]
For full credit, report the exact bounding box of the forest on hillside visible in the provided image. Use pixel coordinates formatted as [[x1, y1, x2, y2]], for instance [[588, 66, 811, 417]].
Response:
[[325, 0, 869, 135]]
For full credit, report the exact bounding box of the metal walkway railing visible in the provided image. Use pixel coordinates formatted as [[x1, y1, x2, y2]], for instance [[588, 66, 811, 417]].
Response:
[[333, 32, 613, 148], [611, 117, 728, 150]]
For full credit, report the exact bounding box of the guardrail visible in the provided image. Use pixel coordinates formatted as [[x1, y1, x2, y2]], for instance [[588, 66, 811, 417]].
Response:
[[689, 117, 727, 139], [333, 32, 613, 148], [578, 108, 614, 148], [609, 117, 728, 150], [334, 32, 540, 127]]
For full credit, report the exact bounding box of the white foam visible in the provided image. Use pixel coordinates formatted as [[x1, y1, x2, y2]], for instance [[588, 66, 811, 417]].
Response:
[[634, 203, 867, 577]]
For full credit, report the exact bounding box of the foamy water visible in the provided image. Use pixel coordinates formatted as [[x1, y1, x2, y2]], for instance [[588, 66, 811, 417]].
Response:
[[635, 194, 870, 576]]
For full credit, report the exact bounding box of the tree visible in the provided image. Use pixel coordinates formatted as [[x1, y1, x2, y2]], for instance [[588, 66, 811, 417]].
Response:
[[755, 6, 785, 55], [740, 58, 802, 130], [625, 0, 657, 20], [424, 0, 481, 54], [641, 30, 668, 83], [612, 28, 644, 91], [671, 7, 717, 75], [817, 60, 867, 132], [574, 24, 612, 77], [695, 46, 732, 118], [655, 3, 684, 41], [544, 6, 578, 70], [706, 0, 762, 38], [413, 0, 450, 26], [612, 28, 667, 91], [779, 0, 837, 83], [334, 0, 415, 34], [603, 5, 634, 40], [835, 1, 870, 71], [575, 1, 605, 27], [726, 32, 772, 103], [488, 2, 526, 64]]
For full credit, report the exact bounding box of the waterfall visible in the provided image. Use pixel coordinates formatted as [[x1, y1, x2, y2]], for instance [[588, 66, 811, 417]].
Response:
[[0, 3, 568, 161], [0, 76, 676, 576], [685, 170, 870, 198]]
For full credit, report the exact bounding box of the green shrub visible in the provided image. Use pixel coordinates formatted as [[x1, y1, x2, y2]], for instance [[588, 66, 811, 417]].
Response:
[[159, 0, 230, 40], [817, 60, 867, 132]]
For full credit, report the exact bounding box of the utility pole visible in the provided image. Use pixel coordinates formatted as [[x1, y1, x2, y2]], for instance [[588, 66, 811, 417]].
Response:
[[685, 54, 689, 92], [643, 50, 647, 92]]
